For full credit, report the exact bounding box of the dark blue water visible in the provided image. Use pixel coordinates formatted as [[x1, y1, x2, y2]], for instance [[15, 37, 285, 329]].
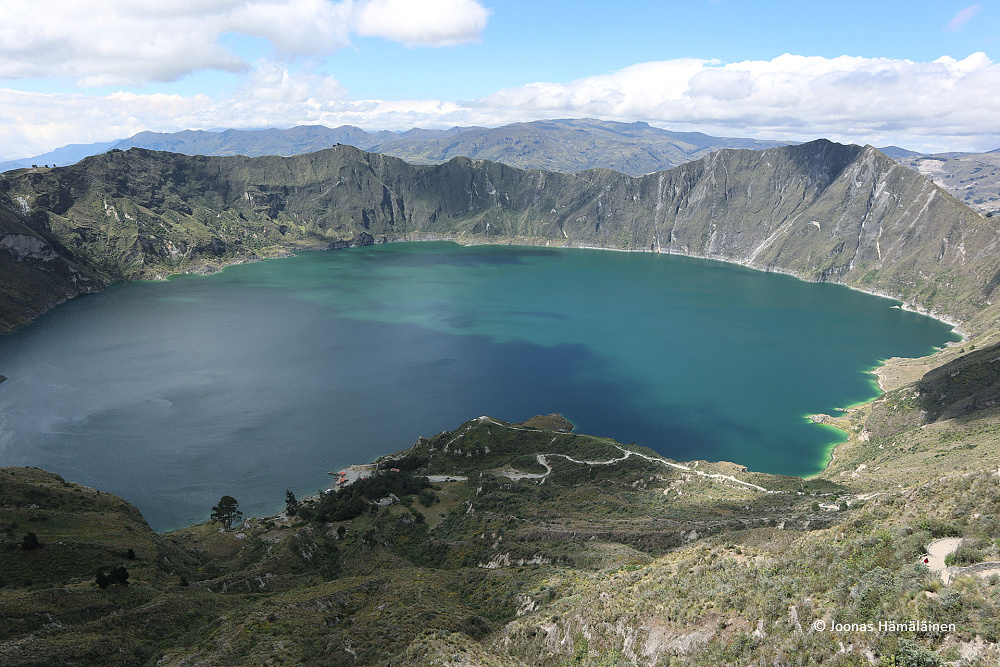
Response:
[[0, 242, 958, 530]]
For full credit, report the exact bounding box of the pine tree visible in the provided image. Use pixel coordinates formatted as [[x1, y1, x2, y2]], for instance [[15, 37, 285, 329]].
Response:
[[211, 495, 243, 530]]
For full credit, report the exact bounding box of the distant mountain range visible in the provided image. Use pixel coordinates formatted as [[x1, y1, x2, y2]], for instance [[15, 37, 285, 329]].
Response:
[[5, 119, 998, 214], [892, 150, 1000, 214], [0, 119, 791, 176]]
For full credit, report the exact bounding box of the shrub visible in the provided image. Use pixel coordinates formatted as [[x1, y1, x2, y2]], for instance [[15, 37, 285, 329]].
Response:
[[110, 565, 129, 587], [20, 532, 39, 550], [948, 541, 984, 566], [418, 488, 437, 507], [312, 471, 432, 523], [95, 565, 129, 588]]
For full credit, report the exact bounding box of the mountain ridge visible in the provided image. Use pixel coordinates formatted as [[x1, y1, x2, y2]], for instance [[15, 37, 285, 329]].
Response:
[[6, 119, 997, 217], [2, 138, 996, 337], [7, 118, 997, 216], [0, 119, 790, 176]]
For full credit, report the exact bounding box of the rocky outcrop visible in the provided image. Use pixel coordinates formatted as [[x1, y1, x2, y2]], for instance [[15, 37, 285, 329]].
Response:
[[0, 233, 59, 262], [0, 199, 106, 333]]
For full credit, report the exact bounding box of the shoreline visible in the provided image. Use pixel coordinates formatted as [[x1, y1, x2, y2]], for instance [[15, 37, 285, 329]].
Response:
[[6, 232, 969, 341], [4, 233, 969, 493], [438, 233, 968, 339], [448, 235, 965, 479]]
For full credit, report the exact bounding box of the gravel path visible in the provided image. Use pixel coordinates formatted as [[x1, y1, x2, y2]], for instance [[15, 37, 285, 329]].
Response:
[[497, 442, 769, 492]]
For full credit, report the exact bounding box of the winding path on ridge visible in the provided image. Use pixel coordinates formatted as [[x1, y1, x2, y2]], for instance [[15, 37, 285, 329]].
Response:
[[466, 416, 770, 493]]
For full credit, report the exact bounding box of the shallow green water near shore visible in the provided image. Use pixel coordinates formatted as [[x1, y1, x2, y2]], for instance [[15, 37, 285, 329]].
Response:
[[0, 242, 958, 530]]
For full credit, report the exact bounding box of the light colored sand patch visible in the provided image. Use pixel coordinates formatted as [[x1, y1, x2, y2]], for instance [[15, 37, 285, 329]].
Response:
[[328, 464, 374, 490]]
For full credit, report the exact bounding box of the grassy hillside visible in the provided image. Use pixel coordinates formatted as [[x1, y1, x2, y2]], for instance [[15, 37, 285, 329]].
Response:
[[894, 151, 1000, 215], [3, 409, 1000, 665]]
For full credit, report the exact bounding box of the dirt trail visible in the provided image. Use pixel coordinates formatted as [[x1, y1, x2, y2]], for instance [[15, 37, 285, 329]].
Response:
[[499, 454, 552, 481], [497, 441, 769, 492], [925, 537, 963, 584], [923, 538, 1000, 584]]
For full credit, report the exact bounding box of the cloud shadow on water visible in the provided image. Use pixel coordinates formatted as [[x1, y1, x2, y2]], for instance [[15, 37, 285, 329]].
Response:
[[1, 312, 758, 531]]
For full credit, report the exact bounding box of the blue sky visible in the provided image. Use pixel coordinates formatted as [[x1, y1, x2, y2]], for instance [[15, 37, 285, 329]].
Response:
[[0, 0, 996, 159], [331, 0, 996, 99]]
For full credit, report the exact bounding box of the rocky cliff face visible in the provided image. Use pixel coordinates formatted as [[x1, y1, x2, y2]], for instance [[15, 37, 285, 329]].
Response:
[[0, 140, 997, 334], [0, 194, 105, 333]]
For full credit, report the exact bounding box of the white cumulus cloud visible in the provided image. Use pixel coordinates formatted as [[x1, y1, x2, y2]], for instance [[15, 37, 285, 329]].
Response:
[[1, 53, 999, 160], [0, 0, 491, 85], [471, 53, 1000, 152], [353, 0, 492, 46], [226, 0, 355, 57]]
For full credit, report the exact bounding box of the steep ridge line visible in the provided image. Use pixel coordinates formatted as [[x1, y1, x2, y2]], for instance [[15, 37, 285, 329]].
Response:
[[1, 139, 997, 336]]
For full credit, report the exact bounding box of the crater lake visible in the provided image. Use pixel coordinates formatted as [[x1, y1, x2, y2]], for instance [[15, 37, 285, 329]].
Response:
[[0, 242, 959, 530]]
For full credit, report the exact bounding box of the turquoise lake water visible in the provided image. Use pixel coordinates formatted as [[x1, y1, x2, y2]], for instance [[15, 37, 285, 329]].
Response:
[[0, 242, 959, 530]]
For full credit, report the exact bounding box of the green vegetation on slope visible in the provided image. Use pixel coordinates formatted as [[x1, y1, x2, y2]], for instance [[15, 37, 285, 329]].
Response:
[[0, 415, 847, 665], [6, 407, 1000, 666]]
